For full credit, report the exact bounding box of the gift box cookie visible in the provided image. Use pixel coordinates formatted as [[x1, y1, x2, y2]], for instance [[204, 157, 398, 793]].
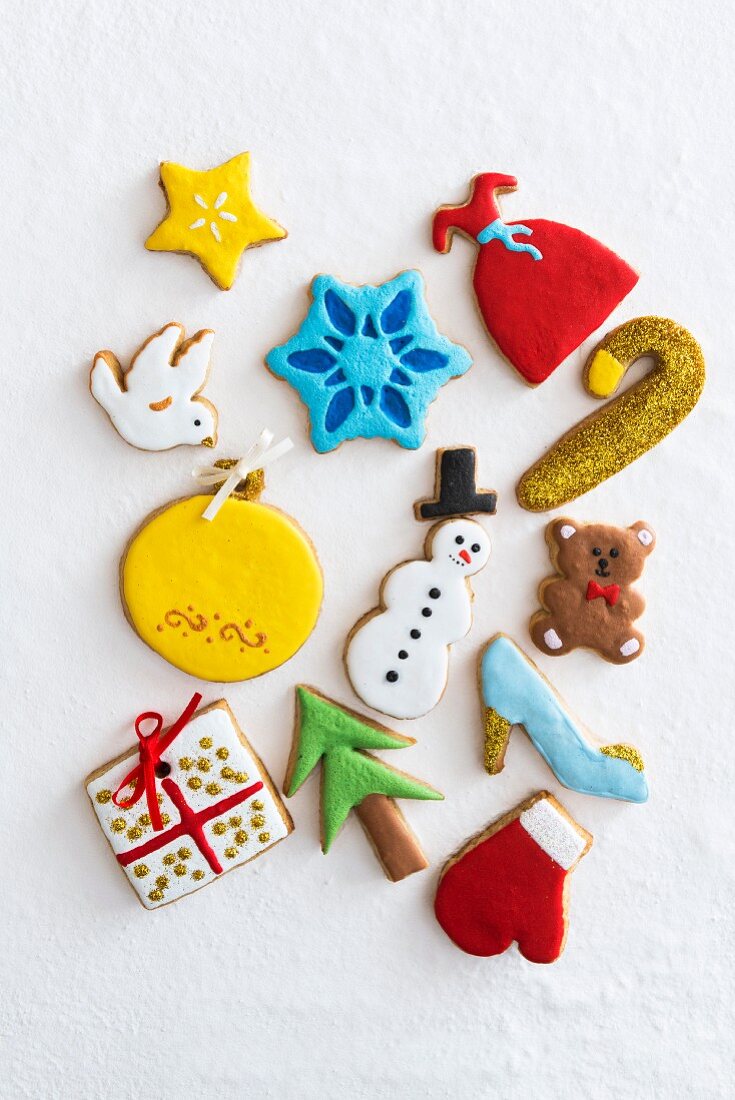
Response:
[[86, 697, 292, 909]]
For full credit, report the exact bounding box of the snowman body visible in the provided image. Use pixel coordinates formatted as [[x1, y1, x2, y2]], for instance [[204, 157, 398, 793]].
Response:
[[346, 519, 490, 719]]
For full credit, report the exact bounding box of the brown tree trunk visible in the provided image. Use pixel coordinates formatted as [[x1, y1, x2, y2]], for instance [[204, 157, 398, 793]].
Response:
[[354, 794, 429, 882]]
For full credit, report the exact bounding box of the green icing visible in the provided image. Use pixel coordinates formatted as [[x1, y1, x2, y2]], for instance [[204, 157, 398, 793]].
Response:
[[289, 687, 443, 851]]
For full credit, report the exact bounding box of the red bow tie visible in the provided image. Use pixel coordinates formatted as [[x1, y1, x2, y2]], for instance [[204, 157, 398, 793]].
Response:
[[586, 579, 620, 606]]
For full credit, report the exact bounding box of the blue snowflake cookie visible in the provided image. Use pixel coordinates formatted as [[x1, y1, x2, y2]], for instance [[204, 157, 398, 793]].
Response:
[[265, 270, 472, 452]]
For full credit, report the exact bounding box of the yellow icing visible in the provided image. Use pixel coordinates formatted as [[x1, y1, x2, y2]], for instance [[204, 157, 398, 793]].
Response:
[[122, 495, 322, 681], [145, 153, 287, 290], [586, 349, 625, 397]]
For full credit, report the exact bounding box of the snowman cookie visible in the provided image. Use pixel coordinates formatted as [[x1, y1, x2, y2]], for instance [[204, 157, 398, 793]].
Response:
[[90, 322, 218, 451], [345, 518, 491, 720]]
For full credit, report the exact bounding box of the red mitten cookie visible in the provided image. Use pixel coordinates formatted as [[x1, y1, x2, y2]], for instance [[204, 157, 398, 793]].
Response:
[[434, 792, 592, 963]]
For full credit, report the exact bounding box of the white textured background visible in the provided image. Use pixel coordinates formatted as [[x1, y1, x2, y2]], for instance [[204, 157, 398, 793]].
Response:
[[2, 2, 734, 1097]]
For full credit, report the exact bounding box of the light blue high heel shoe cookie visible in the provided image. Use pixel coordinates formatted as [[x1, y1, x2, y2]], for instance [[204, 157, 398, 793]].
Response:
[[480, 633, 648, 803]]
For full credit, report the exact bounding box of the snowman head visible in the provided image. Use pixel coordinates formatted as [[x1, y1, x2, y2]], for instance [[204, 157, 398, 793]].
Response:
[[429, 519, 491, 576]]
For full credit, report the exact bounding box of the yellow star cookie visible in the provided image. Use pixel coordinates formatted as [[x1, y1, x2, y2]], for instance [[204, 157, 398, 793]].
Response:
[[145, 152, 287, 290]]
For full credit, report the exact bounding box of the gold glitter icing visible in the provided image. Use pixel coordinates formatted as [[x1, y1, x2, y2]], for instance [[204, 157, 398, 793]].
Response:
[[601, 743, 645, 772], [138, 813, 151, 827], [216, 746, 229, 760], [110, 818, 126, 833], [197, 757, 212, 772], [179, 756, 193, 770], [127, 826, 143, 841], [258, 832, 270, 844], [221, 766, 235, 780], [133, 864, 149, 878], [229, 816, 242, 828], [517, 317, 706, 512], [161, 813, 171, 825], [148, 888, 164, 902], [163, 853, 176, 866], [96, 789, 112, 804], [483, 708, 512, 775], [178, 847, 192, 860], [188, 776, 202, 791], [224, 846, 237, 859], [234, 771, 248, 783], [212, 822, 227, 835], [155, 874, 169, 888], [250, 813, 265, 828], [191, 869, 205, 881], [206, 782, 222, 796], [173, 863, 187, 877], [251, 799, 264, 811], [199, 736, 213, 749], [234, 830, 248, 845]]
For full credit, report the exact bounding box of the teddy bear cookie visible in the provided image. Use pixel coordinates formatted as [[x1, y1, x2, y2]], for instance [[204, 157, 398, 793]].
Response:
[[90, 322, 217, 451], [530, 518, 655, 663]]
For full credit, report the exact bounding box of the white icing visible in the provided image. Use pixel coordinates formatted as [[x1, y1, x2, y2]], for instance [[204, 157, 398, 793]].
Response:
[[620, 638, 640, 656], [87, 705, 290, 909], [214, 192, 227, 209], [188, 217, 206, 230], [637, 529, 653, 546], [345, 519, 490, 719], [544, 628, 563, 650], [519, 797, 586, 870], [559, 524, 576, 539], [210, 221, 222, 241], [90, 323, 217, 451], [187, 191, 238, 236]]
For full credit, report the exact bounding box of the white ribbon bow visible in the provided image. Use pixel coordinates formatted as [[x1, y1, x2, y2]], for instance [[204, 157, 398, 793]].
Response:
[[193, 429, 294, 522]]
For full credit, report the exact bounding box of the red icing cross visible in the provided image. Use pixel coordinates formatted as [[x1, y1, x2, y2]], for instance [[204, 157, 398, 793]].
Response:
[[117, 776, 264, 875]]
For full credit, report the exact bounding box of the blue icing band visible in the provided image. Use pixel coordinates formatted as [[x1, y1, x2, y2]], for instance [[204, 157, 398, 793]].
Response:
[[265, 270, 472, 453], [481, 635, 648, 803], [477, 217, 543, 261]]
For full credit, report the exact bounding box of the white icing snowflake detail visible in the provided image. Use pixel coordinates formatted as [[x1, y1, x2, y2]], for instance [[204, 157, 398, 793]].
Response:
[[188, 192, 238, 240]]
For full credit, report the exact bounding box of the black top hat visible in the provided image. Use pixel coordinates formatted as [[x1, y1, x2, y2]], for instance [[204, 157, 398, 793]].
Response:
[[414, 447, 498, 520]]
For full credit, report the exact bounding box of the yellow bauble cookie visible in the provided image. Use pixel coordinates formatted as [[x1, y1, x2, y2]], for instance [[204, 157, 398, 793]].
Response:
[[121, 472, 322, 682]]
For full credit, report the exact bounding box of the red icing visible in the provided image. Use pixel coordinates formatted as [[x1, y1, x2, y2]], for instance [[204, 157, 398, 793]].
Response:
[[117, 777, 264, 875], [586, 579, 620, 606], [434, 816, 570, 963], [433, 173, 638, 385]]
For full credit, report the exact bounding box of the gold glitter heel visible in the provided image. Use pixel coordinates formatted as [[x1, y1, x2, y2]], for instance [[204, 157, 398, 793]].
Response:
[[483, 707, 512, 775]]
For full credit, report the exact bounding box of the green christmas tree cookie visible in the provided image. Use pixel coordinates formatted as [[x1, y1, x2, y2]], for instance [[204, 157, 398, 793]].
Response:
[[284, 686, 443, 881]]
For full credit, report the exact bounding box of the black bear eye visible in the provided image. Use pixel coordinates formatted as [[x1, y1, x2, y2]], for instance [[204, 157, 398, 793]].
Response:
[[194, 419, 201, 427], [610, 548, 619, 558], [455, 535, 465, 545], [471, 543, 481, 553], [592, 547, 602, 556]]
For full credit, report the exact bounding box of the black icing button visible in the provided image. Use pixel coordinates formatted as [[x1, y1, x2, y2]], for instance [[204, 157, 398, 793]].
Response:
[[410, 629, 421, 639], [154, 761, 172, 779], [421, 607, 432, 617], [386, 670, 399, 683], [398, 650, 408, 659], [429, 588, 441, 599]]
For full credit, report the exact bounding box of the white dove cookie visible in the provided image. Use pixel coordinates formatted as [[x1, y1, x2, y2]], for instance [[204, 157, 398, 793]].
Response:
[[90, 322, 218, 451], [345, 518, 491, 720]]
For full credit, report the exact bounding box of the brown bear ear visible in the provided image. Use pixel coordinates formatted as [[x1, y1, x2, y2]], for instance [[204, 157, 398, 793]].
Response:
[[630, 521, 656, 552], [550, 518, 577, 544]]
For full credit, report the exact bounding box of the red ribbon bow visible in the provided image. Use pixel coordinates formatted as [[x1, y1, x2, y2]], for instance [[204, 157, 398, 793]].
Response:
[[112, 693, 203, 831], [586, 579, 620, 607]]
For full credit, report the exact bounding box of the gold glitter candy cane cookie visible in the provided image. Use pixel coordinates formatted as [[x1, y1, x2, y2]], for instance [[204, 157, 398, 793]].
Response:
[[516, 317, 705, 511]]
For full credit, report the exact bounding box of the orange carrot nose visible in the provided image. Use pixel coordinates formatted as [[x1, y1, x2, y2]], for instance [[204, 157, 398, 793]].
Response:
[[459, 549, 471, 564]]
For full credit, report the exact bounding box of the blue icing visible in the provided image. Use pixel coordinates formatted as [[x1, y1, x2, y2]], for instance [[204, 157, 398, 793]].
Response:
[[481, 635, 648, 804], [265, 270, 472, 453], [477, 217, 543, 261]]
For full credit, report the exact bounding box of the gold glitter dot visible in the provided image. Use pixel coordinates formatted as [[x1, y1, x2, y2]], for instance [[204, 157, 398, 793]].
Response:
[[95, 789, 112, 804], [163, 853, 176, 866], [188, 776, 202, 791], [216, 746, 229, 760], [601, 743, 645, 772], [127, 826, 143, 841], [258, 832, 270, 844], [173, 863, 187, 877], [110, 818, 126, 833], [483, 708, 512, 775], [197, 757, 212, 773], [191, 869, 205, 881], [224, 847, 238, 859], [517, 317, 706, 512], [138, 813, 151, 827], [251, 799, 264, 811], [199, 737, 213, 749], [212, 821, 227, 835], [161, 813, 171, 825], [235, 772, 249, 783], [229, 816, 242, 828], [221, 766, 235, 780], [156, 793, 163, 805], [250, 814, 265, 829], [178, 847, 192, 860], [155, 875, 169, 888], [205, 782, 222, 796], [133, 864, 149, 878], [148, 889, 164, 902], [179, 756, 193, 770], [234, 830, 248, 845]]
